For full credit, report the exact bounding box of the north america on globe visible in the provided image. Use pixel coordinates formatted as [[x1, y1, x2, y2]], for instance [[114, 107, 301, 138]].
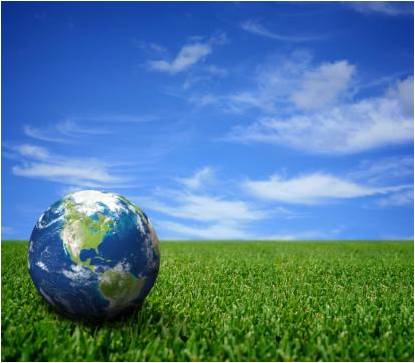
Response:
[[28, 190, 160, 320]]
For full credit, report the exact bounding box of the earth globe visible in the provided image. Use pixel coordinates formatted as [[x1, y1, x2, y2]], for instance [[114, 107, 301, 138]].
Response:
[[28, 190, 160, 320]]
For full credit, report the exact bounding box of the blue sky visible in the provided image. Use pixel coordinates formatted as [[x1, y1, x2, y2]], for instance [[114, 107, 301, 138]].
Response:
[[2, 1, 413, 240]]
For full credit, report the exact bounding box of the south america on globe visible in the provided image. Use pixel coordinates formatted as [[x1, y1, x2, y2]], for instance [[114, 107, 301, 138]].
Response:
[[28, 190, 160, 320]]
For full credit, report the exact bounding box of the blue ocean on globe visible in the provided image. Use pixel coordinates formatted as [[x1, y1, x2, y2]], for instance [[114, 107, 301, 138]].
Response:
[[28, 190, 160, 320]]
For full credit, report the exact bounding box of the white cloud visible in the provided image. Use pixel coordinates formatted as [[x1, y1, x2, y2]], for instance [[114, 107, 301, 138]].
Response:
[[62, 264, 93, 282], [149, 43, 211, 74], [23, 125, 69, 143], [131, 166, 276, 239], [204, 65, 228, 77], [228, 76, 414, 154], [291, 60, 355, 109], [191, 51, 336, 114], [259, 227, 346, 240], [149, 34, 226, 74], [348, 156, 413, 184], [188, 93, 219, 106], [139, 191, 265, 222], [156, 221, 344, 241], [223, 58, 355, 113], [132, 163, 411, 239], [148, 43, 166, 53], [177, 166, 215, 190], [222, 51, 315, 113], [243, 172, 408, 204], [13, 163, 118, 185], [135, 39, 167, 54], [388, 76, 414, 116], [145, 42, 167, 53], [36, 261, 49, 272], [182, 65, 228, 90], [228, 91, 276, 113], [156, 220, 251, 240], [16, 144, 51, 159], [73, 114, 159, 123], [9, 144, 127, 187], [182, 75, 210, 90], [24, 119, 109, 143], [377, 189, 414, 207], [241, 20, 321, 42], [347, 2, 412, 16], [59, 185, 85, 196], [56, 120, 110, 136], [208, 51, 412, 154], [350, 157, 413, 208]]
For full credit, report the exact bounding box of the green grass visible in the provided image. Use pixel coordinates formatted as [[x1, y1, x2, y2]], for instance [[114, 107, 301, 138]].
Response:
[[2, 240, 413, 361]]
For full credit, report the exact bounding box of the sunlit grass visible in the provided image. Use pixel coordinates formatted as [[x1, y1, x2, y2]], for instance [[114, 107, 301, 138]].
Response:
[[2, 240, 413, 361]]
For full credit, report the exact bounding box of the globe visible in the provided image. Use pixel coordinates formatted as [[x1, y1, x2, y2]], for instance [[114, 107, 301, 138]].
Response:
[[28, 190, 160, 320]]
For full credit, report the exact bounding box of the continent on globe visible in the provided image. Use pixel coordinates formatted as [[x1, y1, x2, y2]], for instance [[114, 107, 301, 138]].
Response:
[[28, 190, 160, 320]]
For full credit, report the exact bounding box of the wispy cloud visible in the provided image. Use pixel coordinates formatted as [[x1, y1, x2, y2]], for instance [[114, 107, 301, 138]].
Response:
[[376, 189, 413, 207], [156, 220, 252, 240], [349, 156, 414, 208], [24, 114, 159, 144], [204, 64, 228, 77], [241, 20, 322, 42], [348, 156, 414, 185], [137, 190, 265, 222], [188, 93, 219, 107], [227, 75, 413, 154], [177, 166, 216, 190], [182, 65, 228, 90], [243, 172, 409, 205], [291, 60, 355, 109], [259, 227, 347, 241], [347, 2, 413, 16], [213, 50, 315, 113], [155, 217, 346, 241], [199, 52, 411, 155], [130, 167, 287, 239], [8, 144, 129, 188], [149, 43, 211, 74], [22, 114, 160, 150], [23, 119, 110, 143], [224, 55, 355, 113], [54, 120, 110, 135], [135, 39, 167, 54], [156, 220, 345, 240], [148, 34, 226, 74], [72, 114, 160, 124], [134, 160, 411, 237], [23, 125, 69, 143]]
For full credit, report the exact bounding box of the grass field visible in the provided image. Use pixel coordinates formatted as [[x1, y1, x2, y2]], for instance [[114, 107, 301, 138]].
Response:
[[1, 240, 413, 361]]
